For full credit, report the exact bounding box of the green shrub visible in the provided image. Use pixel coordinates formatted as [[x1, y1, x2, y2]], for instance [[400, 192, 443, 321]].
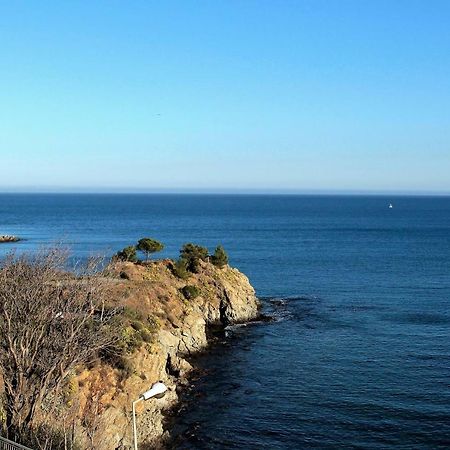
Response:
[[115, 245, 137, 262], [180, 243, 209, 273], [172, 258, 190, 280], [100, 308, 159, 368], [181, 285, 200, 300], [211, 245, 228, 268], [123, 326, 143, 353]]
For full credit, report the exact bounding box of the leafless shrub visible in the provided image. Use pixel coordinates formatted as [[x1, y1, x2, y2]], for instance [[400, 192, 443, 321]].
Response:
[[0, 248, 118, 446]]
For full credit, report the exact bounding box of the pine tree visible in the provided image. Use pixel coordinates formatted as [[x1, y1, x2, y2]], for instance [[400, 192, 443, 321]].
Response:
[[136, 238, 164, 261], [211, 245, 228, 268]]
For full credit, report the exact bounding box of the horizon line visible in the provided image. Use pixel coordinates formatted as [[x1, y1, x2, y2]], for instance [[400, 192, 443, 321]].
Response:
[[1, 187, 450, 196]]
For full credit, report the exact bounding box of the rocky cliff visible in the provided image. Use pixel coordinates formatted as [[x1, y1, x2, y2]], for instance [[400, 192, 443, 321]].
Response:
[[65, 259, 259, 449]]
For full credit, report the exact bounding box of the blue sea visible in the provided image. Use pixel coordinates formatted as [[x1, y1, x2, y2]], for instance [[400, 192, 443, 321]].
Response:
[[1, 194, 450, 449]]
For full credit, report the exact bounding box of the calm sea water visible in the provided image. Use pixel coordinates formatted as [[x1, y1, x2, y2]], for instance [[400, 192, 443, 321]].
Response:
[[1, 194, 450, 448]]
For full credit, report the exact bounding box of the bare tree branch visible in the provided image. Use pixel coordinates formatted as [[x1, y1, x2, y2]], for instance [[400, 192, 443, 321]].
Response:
[[0, 248, 118, 446]]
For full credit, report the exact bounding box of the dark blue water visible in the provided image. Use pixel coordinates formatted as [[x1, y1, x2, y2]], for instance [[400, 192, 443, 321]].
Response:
[[1, 194, 450, 448]]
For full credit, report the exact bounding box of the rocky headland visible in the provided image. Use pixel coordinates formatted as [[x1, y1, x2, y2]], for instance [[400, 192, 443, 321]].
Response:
[[55, 258, 260, 449]]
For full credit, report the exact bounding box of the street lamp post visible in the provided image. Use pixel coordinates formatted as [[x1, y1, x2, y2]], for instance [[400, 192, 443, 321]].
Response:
[[132, 381, 168, 450]]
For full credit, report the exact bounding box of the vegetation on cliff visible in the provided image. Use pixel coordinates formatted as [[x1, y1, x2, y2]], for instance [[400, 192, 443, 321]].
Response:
[[171, 257, 190, 280], [115, 245, 137, 262], [136, 238, 164, 261], [115, 237, 165, 263], [211, 245, 229, 268], [180, 284, 200, 300], [179, 243, 209, 273]]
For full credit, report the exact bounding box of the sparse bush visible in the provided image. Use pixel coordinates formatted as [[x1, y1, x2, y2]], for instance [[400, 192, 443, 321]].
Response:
[[180, 243, 209, 273], [181, 285, 200, 300], [115, 245, 137, 262], [211, 245, 228, 268]]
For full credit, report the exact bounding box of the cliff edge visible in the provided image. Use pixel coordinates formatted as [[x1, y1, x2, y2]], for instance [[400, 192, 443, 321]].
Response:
[[64, 259, 259, 449]]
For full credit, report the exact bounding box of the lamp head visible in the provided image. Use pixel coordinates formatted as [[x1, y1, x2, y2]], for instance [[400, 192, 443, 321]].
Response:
[[141, 381, 168, 400]]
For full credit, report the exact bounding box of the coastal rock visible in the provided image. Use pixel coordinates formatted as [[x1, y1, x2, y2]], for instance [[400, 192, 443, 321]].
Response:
[[217, 267, 260, 324], [193, 262, 260, 325], [0, 235, 20, 243]]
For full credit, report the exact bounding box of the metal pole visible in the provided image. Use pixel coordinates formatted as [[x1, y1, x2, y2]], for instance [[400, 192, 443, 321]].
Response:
[[132, 398, 142, 450]]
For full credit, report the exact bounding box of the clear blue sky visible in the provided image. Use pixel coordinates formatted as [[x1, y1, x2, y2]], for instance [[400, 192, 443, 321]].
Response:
[[1, 0, 449, 193]]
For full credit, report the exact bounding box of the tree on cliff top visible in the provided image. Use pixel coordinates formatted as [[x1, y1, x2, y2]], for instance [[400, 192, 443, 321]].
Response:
[[180, 243, 209, 273], [211, 245, 228, 268], [136, 238, 164, 261], [0, 249, 117, 446], [115, 245, 137, 262]]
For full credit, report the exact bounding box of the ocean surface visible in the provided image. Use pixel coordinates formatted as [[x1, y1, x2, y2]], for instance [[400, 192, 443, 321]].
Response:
[[1, 194, 450, 449]]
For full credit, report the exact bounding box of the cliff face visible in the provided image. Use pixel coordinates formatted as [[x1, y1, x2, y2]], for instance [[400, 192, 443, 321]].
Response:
[[69, 260, 259, 449]]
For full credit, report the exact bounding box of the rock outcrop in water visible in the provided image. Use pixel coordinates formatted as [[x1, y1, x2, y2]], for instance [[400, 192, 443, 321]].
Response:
[[59, 259, 259, 449], [0, 235, 20, 243]]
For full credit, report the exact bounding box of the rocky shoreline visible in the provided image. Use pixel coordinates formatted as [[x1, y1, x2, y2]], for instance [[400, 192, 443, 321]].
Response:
[[163, 316, 266, 448], [57, 259, 260, 449]]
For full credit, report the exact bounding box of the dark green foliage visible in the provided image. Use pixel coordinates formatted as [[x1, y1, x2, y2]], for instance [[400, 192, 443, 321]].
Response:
[[181, 285, 200, 300], [136, 237, 164, 260], [211, 245, 228, 268], [115, 245, 137, 262], [100, 307, 158, 369], [172, 258, 190, 280], [180, 243, 209, 273]]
